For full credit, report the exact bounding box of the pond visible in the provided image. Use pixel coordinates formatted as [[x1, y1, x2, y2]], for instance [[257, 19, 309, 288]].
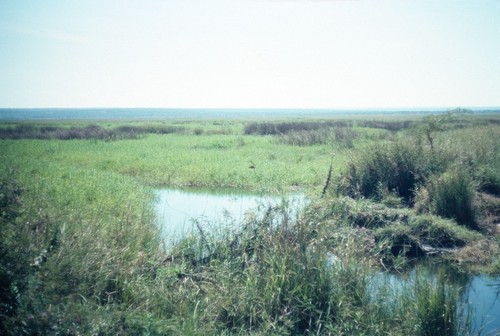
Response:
[[155, 187, 306, 244]]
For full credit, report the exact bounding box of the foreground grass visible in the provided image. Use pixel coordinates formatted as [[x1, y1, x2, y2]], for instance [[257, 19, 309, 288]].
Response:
[[1, 114, 499, 334]]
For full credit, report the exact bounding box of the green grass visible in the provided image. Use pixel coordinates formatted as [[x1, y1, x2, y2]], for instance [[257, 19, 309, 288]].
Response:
[[1, 133, 341, 193], [1, 114, 499, 334]]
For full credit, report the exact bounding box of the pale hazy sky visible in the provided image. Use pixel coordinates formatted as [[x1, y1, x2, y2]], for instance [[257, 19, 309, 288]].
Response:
[[1, 0, 499, 109]]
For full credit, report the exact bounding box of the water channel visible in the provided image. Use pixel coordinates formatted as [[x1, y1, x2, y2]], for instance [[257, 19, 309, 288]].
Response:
[[155, 188, 500, 335]]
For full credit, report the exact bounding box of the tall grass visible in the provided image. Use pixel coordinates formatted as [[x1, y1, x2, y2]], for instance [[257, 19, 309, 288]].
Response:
[[413, 271, 459, 336], [425, 169, 477, 229], [0, 172, 478, 335], [244, 120, 352, 135], [2, 115, 498, 334], [0, 123, 185, 140], [0, 157, 166, 334], [339, 139, 427, 202], [0, 133, 339, 192]]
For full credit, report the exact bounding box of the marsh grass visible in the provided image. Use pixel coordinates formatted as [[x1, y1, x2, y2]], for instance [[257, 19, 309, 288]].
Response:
[[276, 127, 358, 148], [339, 139, 427, 202], [0, 123, 186, 140], [1, 115, 498, 334], [425, 169, 477, 229], [0, 158, 166, 334], [244, 120, 352, 135]]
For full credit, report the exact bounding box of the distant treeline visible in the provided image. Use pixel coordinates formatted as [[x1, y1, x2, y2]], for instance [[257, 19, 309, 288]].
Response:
[[0, 124, 185, 140]]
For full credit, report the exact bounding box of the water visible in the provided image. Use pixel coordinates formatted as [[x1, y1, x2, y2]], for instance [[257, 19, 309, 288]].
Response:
[[466, 275, 500, 334], [155, 187, 306, 244], [372, 264, 500, 335], [156, 187, 500, 333], [0, 107, 464, 120]]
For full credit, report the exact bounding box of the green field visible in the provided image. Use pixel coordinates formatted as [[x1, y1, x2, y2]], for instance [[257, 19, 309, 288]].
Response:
[[1, 113, 500, 334]]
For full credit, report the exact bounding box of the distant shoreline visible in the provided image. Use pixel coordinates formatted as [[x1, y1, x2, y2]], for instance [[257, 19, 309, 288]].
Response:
[[1, 107, 499, 120]]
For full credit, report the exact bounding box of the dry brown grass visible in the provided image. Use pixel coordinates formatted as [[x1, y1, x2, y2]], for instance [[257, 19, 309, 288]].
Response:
[[474, 192, 500, 234], [452, 239, 499, 264]]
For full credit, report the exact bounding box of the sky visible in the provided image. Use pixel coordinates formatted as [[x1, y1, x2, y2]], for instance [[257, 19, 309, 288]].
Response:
[[0, 0, 499, 109]]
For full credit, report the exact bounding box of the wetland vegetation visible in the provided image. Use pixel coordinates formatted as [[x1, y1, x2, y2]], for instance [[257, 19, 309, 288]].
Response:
[[1, 111, 500, 335]]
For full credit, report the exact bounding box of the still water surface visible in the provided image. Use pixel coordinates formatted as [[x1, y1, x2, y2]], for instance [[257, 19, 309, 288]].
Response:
[[155, 187, 305, 243]]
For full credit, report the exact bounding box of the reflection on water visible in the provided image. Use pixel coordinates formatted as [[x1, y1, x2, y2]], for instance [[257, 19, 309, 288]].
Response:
[[155, 187, 306, 244], [373, 261, 500, 335], [466, 275, 500, 335]]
